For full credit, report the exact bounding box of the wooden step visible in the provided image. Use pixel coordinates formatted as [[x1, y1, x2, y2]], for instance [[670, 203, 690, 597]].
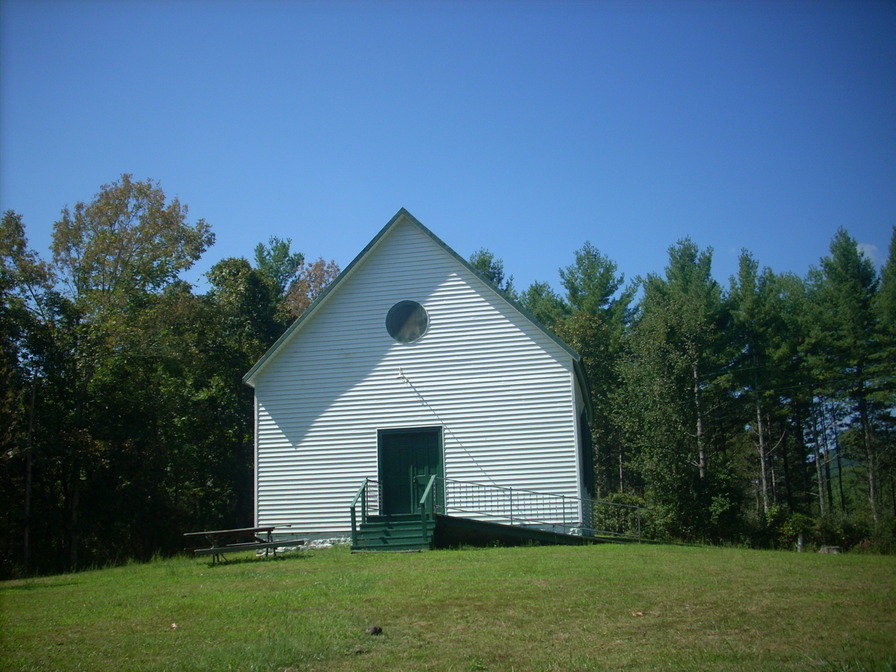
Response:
[[352, 515, 435, 552]]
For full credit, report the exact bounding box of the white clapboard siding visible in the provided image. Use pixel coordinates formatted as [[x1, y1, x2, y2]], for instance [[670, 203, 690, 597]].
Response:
[[247, 211, 587, 533]]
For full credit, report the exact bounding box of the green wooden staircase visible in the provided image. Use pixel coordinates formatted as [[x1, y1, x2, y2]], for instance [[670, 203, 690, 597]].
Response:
[[351, 514, 436, 551], [350, 477, 440, 552]]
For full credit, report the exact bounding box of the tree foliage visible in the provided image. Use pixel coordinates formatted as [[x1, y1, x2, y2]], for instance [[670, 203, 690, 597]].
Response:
[[469, 248, 516, 298], [559, 241, 633, 318], [0, 179, 351, 576], [284, 257, 341, 318], [254, 236, 304, 298], [525, 231, 893, 546], [518, 281, 569, 327], [2, 178, 255, 575], [52, 175, 213, 307], [614, 239, 738, 539]]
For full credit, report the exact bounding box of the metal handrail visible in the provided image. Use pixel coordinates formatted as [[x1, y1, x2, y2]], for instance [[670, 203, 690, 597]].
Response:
[[350, 478, 381, 548], [349, 480, 366, 548], [417, 474, 440, 544]]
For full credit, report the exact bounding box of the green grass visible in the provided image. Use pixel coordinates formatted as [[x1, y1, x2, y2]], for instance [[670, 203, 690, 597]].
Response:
[[1, 544, 894, 671]]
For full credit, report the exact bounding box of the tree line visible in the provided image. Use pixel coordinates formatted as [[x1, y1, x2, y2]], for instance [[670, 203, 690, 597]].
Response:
[[1, 176, 893, 575], [473, 218, 895, 549], [0, 176, 339, 576]]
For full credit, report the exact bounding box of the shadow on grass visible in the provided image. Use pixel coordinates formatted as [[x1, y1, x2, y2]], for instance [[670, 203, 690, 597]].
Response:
[[2, 579, 80, 591], [198, 549, 313, 569]]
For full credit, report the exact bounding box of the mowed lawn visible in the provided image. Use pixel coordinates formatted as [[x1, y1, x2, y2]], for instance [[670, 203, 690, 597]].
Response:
[[1, 543, 894, 671]]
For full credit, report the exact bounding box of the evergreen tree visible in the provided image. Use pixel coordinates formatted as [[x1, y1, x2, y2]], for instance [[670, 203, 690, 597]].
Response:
[[873, 227, 896, 522], [727, 252, 789, 516], [807, 228, 884, 524], [518, 281, 569, 327], [554, 242, 633, 496], [254, 236, 304, 300], [469, 248, 516, 298]]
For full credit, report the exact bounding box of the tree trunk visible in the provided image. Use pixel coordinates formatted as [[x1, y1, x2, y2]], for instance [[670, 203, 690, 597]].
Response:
[[67, 472, 79, 570], [814, 409, 827, 516], [771, 458, 778, 506], [834, 434, 847, 515], [890, 466, 896, 518], [618, 444, 624, 494], [857, 387, 879, 526], [23, 379, 35, 571], [756, 394, 769, 516], [823, 445, 834, 514], [815, 448, 826, 516], [781, 434, 794, 511], [693, 361, 706, 481]]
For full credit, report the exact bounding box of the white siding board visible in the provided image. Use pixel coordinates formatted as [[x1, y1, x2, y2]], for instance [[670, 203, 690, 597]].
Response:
[[252, 216, 586, 533]]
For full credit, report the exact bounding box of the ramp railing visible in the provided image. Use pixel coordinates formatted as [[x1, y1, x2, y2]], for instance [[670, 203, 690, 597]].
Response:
[[438, 477, 642, 541], [352, 475, 642, 544]]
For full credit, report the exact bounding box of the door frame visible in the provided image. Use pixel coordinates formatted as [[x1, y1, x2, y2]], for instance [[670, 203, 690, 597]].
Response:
[[377, 426, 444, 515]]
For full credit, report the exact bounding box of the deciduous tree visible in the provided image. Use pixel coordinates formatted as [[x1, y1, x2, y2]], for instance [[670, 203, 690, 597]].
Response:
[[616, 239, 734, 539], [284, 257, 340, 318], [52, 174, 213, 311]]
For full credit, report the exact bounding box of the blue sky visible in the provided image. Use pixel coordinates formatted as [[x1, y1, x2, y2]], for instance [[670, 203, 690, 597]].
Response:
[[2, 0, 894, 296]]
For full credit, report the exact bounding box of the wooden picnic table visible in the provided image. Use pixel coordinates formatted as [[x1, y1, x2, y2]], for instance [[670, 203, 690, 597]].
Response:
[[183, 526, 304, 563], [184, 526, 275, 545]]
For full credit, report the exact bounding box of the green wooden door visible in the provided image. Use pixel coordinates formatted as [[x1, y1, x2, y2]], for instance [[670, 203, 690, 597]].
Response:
[[379, 427, 442, 515]]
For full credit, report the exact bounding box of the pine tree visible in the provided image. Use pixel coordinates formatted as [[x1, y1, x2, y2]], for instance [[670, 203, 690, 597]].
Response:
[[807, 228, 884, 524]]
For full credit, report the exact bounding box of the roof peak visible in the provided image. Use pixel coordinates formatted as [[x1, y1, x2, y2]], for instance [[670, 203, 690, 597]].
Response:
[[243, 209, 589, 409]]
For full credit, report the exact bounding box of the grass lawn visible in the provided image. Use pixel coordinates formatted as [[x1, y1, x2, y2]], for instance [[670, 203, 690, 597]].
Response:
[[1, 543, 894, 671]]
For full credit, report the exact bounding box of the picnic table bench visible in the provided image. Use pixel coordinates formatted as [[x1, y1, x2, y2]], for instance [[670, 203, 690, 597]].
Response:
[[184, 526, 306, 563]]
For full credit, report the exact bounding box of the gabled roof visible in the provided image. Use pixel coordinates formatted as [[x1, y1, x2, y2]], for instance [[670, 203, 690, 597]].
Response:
[[243, 208, 591, 416]]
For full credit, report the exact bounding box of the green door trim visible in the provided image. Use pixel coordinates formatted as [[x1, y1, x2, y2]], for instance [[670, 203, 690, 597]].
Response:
[[377, 426, 444, 515]]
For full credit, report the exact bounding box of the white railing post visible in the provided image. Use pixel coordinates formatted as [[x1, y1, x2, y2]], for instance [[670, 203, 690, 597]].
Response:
[[562, 494, 566, 530]]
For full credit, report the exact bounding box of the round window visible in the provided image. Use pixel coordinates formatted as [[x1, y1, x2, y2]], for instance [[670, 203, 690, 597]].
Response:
[[386, 301, 429, 343]]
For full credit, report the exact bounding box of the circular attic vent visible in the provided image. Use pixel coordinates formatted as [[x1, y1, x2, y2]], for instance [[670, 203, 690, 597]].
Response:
[[386, 300, 429, 343]]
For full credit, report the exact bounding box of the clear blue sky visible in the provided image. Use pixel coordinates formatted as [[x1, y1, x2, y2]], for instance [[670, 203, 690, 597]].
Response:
[[2, 0, 894, 295]]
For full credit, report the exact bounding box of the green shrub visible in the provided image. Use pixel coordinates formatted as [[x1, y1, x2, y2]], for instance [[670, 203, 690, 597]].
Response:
[[816, 514, 870, 550], [779, 513, 817, 550]]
